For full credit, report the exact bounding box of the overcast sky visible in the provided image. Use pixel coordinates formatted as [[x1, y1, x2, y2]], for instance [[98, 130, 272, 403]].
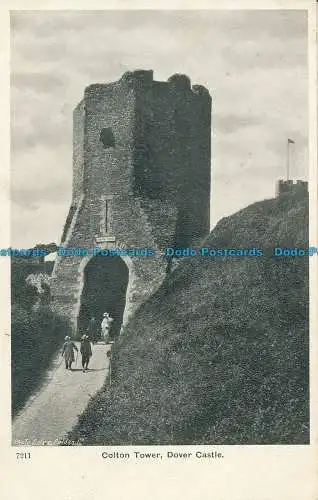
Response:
[[10, 9, 308, 248]]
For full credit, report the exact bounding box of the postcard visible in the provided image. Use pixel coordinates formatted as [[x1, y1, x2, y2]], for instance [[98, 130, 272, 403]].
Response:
[[1, 1, 317, 499]]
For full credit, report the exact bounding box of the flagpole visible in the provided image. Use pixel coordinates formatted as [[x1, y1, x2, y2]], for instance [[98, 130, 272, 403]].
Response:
[[287, 139, 295, 180], [287, 139, 290, 180]]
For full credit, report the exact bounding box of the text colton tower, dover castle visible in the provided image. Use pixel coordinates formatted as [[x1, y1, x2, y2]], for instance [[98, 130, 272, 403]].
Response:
[[50, 70, 212, 335]]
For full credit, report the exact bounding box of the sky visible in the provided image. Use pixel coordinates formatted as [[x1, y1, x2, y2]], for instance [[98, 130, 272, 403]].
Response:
[[10, 9, 308, 248]]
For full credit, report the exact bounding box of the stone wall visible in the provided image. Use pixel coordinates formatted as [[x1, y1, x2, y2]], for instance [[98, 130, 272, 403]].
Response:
[[276, 179, 308, 197], [51, 70, 212, 334]]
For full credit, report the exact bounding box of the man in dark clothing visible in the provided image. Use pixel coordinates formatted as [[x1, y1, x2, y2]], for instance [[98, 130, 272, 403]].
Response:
[[87, 316, 99, 344], [80, 335, 92, 372]]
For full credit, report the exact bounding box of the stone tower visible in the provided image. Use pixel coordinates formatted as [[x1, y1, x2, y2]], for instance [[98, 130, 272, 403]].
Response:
[[50, 70, 211, 336], [276, 179, 308, 197]]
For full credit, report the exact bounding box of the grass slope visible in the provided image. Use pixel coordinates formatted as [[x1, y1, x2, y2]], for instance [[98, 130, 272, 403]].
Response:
[[68, 191, 309, 445], [11, 258, 71, 416]]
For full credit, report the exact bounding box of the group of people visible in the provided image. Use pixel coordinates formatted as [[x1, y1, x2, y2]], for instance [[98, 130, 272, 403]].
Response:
[[61, 335, 92, 372], [61, 311, 114, 373]]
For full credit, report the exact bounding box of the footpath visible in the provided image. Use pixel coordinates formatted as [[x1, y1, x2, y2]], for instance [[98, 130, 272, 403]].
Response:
[[12, 341, 110, 445]]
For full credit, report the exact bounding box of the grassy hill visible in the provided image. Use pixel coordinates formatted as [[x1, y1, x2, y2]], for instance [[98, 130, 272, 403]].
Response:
[[68, 190, 309, 445], [11, 249, 70, 416]]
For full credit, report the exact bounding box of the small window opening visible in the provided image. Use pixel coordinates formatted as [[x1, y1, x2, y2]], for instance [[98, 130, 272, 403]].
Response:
[[100, 128, 115, 149]]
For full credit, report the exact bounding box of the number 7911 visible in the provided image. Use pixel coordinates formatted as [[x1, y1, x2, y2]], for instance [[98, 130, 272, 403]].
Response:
[[16, 452, 31, 459]]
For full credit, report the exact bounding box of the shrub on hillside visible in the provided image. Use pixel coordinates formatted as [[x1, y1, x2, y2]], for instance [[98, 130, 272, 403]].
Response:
[[11, 305, 72, 416]]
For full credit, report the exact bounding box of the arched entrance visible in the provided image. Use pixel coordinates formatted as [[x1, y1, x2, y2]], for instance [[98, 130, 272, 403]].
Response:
[[77, 255, 129, 339]]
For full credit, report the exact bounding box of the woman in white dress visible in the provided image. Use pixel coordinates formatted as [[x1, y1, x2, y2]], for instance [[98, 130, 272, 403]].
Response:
[[101, 312, 113, 344]]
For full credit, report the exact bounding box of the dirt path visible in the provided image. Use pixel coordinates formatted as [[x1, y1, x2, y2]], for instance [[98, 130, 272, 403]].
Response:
[[12, 341, 110, 445]]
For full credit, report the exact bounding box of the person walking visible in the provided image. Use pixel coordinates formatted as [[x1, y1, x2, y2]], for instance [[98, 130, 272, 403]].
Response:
[[80, 335, 92, 372], [101, 312, 114, 344], [87, 316, 99, 344], [61, 336, 78, 370]]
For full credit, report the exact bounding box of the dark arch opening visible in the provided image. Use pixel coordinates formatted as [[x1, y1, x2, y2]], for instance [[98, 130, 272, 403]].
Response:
[[77, 256, 129, 339]]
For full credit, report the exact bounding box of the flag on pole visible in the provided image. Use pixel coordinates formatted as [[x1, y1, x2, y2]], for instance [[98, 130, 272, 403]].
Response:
[[286, 139, 295, 180]]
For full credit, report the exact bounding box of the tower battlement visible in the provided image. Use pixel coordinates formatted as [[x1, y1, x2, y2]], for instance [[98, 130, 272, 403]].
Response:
[[276, 179, 308, 197], [84, 70, 212, 98], [121, 69, 154, 86]]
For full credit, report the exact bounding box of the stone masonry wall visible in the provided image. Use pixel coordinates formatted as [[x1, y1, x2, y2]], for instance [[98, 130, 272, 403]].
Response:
[[133, 73, 211, 245], [51, 70, 211, 335]]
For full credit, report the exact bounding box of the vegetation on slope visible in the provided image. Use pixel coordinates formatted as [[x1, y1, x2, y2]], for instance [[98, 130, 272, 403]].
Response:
[[68, 191, 309, 445], [11, 254, 71, 416]]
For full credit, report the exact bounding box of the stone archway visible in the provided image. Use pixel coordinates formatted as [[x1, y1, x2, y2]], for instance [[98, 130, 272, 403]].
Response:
[[76, 255, 129, 339]]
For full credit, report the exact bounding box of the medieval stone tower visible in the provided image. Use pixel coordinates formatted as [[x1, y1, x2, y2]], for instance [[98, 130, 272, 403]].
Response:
[[50, 70, 211, 336]]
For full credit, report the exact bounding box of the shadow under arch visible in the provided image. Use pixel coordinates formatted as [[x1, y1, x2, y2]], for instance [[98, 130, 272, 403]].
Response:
[[76, 254, 131, 339]]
